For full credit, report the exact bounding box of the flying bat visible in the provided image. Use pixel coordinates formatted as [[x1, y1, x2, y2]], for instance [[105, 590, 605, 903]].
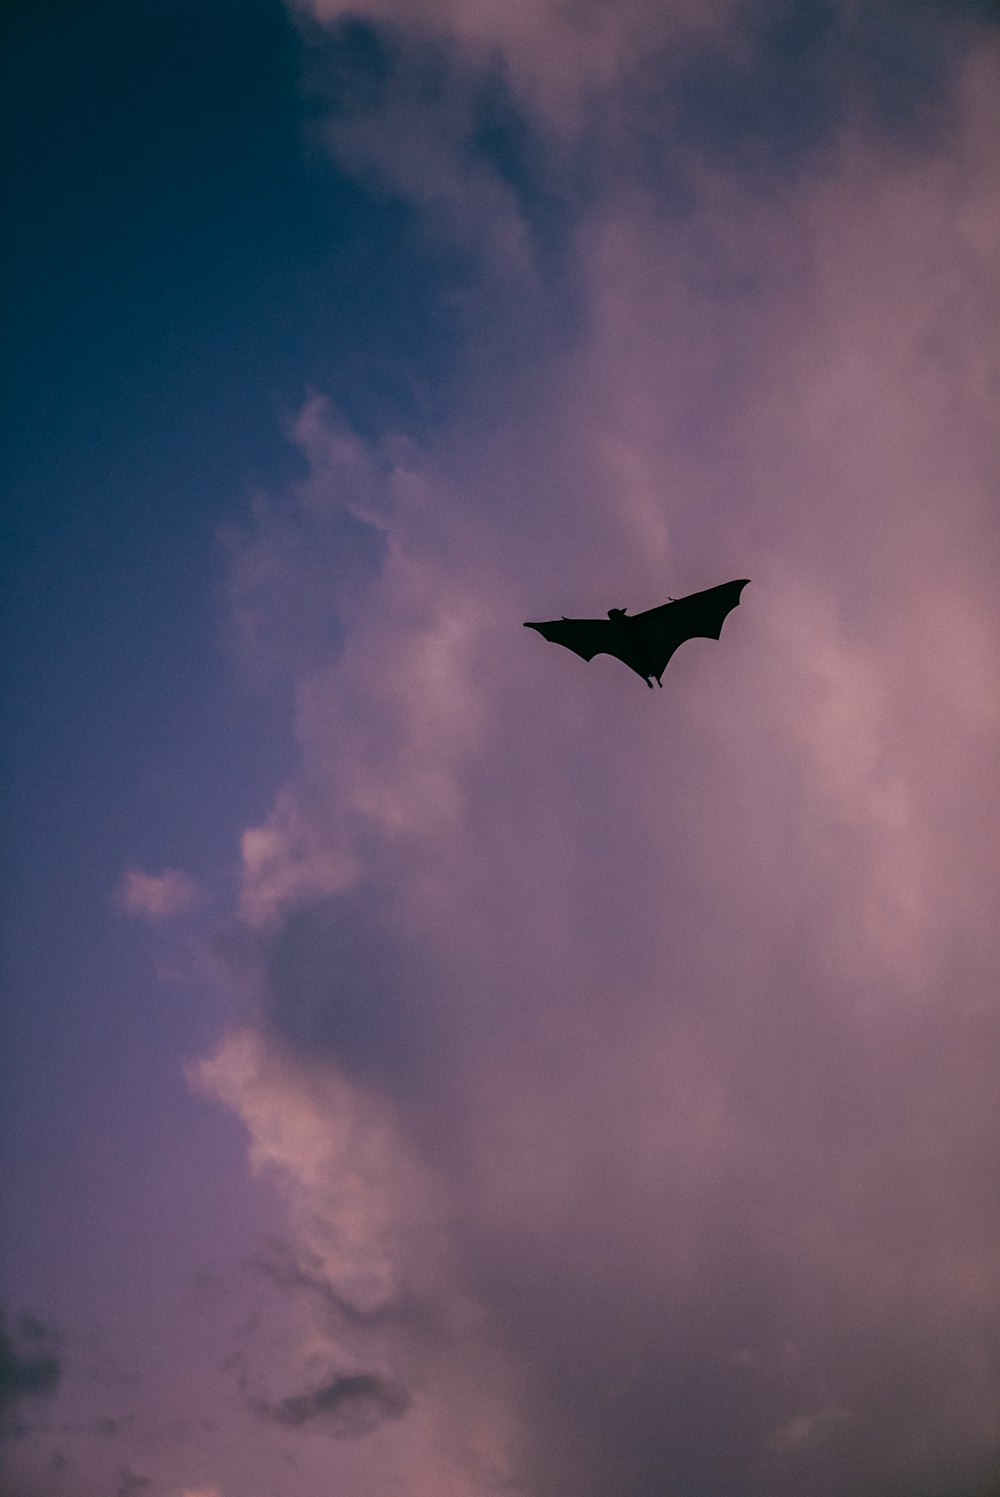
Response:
[[524, 579, 749, 688]]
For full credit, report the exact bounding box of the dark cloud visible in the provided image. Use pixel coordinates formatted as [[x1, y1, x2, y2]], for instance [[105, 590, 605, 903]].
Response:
[[0, 1310, 60, 1438], [115, 1466, 151, 1497], [261, 890, 443, 1097], [259, 1372, 410, 1437], [14, 1314, 57, 1344], [660, 0, 964, 179]]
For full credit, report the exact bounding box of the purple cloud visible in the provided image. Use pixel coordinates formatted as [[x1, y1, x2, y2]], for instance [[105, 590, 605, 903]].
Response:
[[188, 4, 1000, 1494], [116, 867, 204, 921]]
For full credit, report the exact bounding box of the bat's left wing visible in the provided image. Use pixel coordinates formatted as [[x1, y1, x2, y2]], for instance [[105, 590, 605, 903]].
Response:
[[632, 579, 749, 683], [523, 615, 613, 663]]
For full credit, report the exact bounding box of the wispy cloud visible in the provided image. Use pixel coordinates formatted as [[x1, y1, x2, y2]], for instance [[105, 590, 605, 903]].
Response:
[[116, 867, 204, 921], [296, 0, 740, 133]]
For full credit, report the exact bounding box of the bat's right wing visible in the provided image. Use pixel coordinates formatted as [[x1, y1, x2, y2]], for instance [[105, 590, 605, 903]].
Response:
[[523, 616, 613, 663], [634, 579, 749, 641], [626, 579, 749, 682]]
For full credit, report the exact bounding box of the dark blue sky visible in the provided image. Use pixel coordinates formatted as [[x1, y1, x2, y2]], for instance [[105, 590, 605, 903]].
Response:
[[0, 16, 461, 934]]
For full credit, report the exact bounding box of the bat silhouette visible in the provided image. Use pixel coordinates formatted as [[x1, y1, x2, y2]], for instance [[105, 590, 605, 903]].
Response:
[[524, 578, 749, 689]]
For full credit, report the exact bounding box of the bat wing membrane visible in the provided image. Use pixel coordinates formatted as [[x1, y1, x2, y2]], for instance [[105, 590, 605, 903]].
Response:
[[634, 579, 749, 638], [523, 617, 613, 663], [631, 579, 749, 677], [524, 579, 748, 684]]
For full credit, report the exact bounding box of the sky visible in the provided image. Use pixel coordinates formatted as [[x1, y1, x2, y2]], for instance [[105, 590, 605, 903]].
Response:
[[2, 2, 1000, 1495]]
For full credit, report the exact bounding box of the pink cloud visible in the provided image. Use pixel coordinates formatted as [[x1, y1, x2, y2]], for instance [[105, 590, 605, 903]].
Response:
[[117, 867, 203, 921], [190, 9, 1000, 1495]]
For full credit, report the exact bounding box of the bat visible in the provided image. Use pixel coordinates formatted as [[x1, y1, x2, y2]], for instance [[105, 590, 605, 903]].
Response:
[[524, 579, 749, 689]]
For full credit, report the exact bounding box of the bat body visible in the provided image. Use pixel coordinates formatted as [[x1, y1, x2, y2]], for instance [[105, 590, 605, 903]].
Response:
[[524, 579, 749, 688]]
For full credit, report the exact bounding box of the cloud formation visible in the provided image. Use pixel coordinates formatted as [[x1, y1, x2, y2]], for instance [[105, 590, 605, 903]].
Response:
[[261, 1371, 409, 1434], [117, 867, 204, 921], [194, 3, 1000, 1494], [295, 0, 740, 134], [0, 1310, 60, 1440], [116, 1469, 152, 1497]]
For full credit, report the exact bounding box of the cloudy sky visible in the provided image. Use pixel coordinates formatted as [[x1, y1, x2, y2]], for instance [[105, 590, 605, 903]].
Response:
[[3, 2, 1000, 1494]]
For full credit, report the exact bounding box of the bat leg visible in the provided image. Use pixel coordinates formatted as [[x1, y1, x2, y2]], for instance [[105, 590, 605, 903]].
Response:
[[644, 677, 654, 689]]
